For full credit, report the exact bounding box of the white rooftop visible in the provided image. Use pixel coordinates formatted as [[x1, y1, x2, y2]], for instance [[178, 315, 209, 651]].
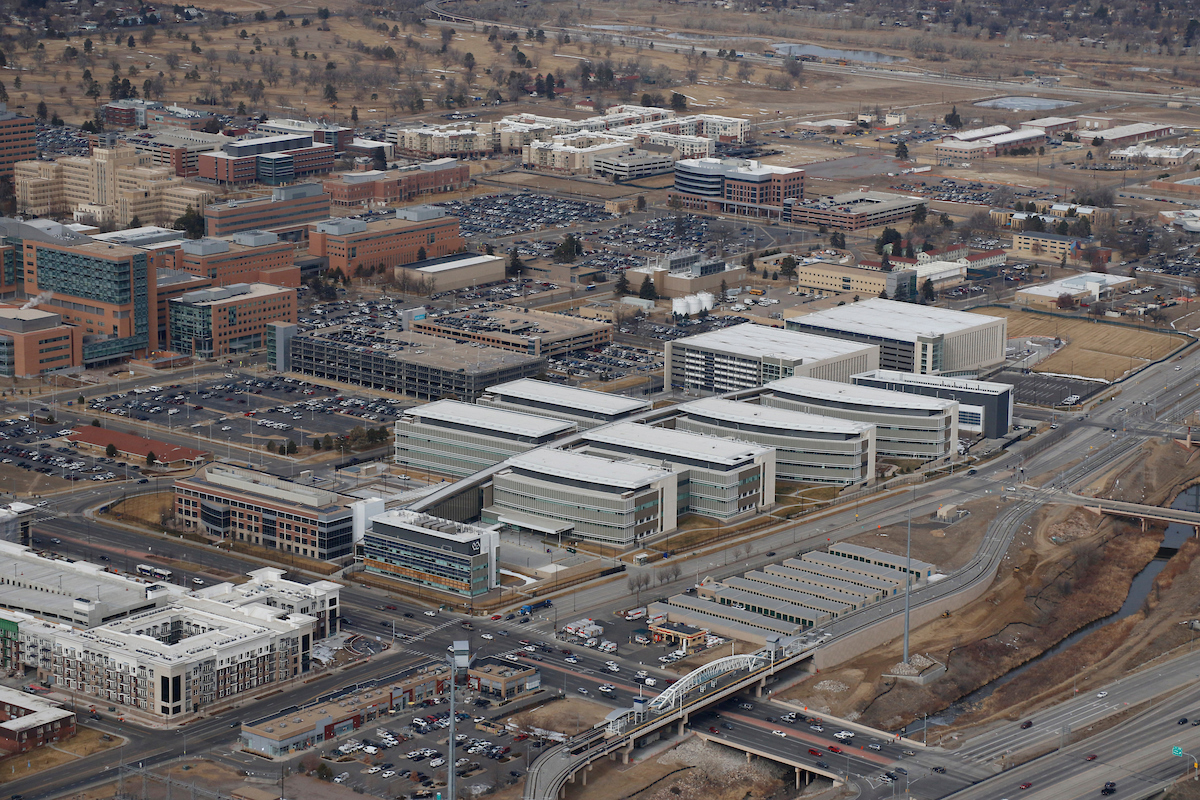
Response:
[[766, 375, 958, 412], [409, 399, 574, 438], [949, 125, 1011, 141], [672, 323, 874, 363], [507, 447, 671, 488], [680, 396, 874, 435], [415, 254, 505, 274], [853, 369, 1013, 396], [1021, 116, 1077, 128], [484, 379, 651, 417], [583, 421, 771, 466], [1017, 271, 1135, 297], [788, 298, 1002, 342]]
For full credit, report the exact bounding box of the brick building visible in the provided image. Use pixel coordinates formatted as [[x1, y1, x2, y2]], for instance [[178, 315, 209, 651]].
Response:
[[0, 687, 76, 754], [307, 208, 465, 275], [168, 282, 297, 358], [322, 159, 470, 208], [0, 307, 83, 377], [170, 232, 299, 287], [68, 426, 208, 466], [204, 183, 331, 238], [668, 157, 804, 219], [0, 105, 35, 178], [199, 135, 335, 185]]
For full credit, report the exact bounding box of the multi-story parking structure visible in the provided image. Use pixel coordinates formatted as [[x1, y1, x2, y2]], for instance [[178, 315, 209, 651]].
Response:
[[411, 305, 611, 358]]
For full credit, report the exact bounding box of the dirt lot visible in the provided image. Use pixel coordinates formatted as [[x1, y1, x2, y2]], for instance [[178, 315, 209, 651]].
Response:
[[976, 307, 1187, 380], [104, 491, 174, 528], [0, 726, 121, 785], [505, 696, 612, 737]]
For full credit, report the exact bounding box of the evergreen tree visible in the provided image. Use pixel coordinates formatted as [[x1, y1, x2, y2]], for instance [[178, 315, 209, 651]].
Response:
[[146, 451, 157, 466], [614, 270, 631, 296], [506, 248, 523, 276], [894, 141, 908, 160], [638, 275, 658, 301], [922, 278, 936, 302], [417, 246, 427, 261]]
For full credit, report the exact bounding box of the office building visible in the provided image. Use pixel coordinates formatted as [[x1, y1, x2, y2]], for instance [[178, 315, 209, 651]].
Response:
[[198, 134, 335, 185], [1014, 271, 1133, 310], [205, 184, 331, 238], [255, 119, 354, 154], [785, 191, 926, 231], [578, 421, 775, 520], [283, 326, 544, 402], [676, 397, 875, 486], [322, 159, 470, 207], [0, 105, 35, 178], [786, 298, 1007, 376], [170, 231, 298, 287], [852, 369, 1013, 438], [664, 324, 879, 393], [129, 129, 232, 176], [23, 238, 155, 364], [168, 283, 297, 358], [411, 305, 611, 357], [485, 448, 677, 547], [175, 464, 357, 561], [476, 379, 650, 430], [762, 376, 959, 461], [759, 256, 916, 300], [307, 209, 466, 275], [1012, 230, 1086, 261], [394, 400, 574, 478], [364, 510, 499, 598], [0, 307, 83, 377], [0, 687, 75, 753], [102, 100, 212, 130], [14, 146, 214, 228], [20, 594, 318, 721], [668, 157, 805, 219]]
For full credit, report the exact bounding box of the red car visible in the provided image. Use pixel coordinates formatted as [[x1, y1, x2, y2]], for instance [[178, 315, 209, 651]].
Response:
[[709, 726, 719, 734], [828, 745, 842, 754], [491, 614, 502, 620], [808, 749, 823, 757], [514, 734, 529, 742], [1086, 755, 1097, 761], [1020, 783, 1032, 790]]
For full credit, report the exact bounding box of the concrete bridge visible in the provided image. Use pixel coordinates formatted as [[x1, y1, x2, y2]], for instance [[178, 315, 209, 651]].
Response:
[[1074, 494, 1200, 533], [693, 730, 843, 790]]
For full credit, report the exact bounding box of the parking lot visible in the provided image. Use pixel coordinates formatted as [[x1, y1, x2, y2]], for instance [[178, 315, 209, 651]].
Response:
[[546, 342, 663, 381], [998, 369, 1103, 407], [87, 376, 405, 454], [889, 177, 1058, 207], [36, 122, 91, 156], [433, 193, 617, 239]]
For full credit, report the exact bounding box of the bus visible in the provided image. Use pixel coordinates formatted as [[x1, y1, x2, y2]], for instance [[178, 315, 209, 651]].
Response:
[[136, 564, 173, 582]]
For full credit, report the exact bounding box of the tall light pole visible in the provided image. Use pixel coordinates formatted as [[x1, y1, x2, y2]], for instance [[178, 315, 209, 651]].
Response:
[[903, 485, 914, 665]]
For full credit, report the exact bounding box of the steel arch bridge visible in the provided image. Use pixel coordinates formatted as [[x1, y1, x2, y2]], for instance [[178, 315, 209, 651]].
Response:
[[648, 653, 767, 712]]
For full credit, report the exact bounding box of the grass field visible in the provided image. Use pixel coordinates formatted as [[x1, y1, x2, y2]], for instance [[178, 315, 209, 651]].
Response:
[[977, 307, 1188, 380]]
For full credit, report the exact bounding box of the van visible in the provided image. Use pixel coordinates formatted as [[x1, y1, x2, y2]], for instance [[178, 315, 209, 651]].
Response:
[[643, 678, 657, 687]]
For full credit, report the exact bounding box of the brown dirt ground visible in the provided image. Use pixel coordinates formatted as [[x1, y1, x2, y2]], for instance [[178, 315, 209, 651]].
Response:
[[506, 696, 612, 736], [844, 492, 993, 573], [975, 307, 1187, 381], [105, 491, 174, 527], [0, 726, 121, 784]]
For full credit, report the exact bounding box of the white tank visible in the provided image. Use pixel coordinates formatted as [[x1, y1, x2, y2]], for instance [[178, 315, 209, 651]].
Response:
[[697, 292, 715, 311], [672, 298, 688, 315], [686, 295, 702, 315]]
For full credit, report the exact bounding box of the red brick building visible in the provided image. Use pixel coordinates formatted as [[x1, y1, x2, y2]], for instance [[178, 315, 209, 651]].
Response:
[[67, 426, 208, 466], [322, 160, 471, 208], [0, 687, 76, 754], [307, 209, 465, 275], [0, 106, 36, 178]]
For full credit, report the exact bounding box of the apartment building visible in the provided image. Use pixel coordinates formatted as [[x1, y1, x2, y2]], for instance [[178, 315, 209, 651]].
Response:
[[14, 146, 214, 228], [476, 379, 650, 430], [0, 105, 35, 178], [170, 231, 298, 287], [0, 687, 75, 753], [198, 566, 341, 640], [204, 183, 331, 238], [669, 157, 805, 219], [486, 448, 677, 547], [21, 595, 317, 720], [322, 159, 470, 207], [175, 464, 357, 561], [675, 397, 876, 486], [307, 209, 466, 275], [394, 400, 575, 478], [0, 306, 83, 377], [168, 283, 297, 358], [664, 323, 879, 393], [787, 298, 1007, 375], [23, 238, 155, 364], [410, 305, 611, 358], [761, 376, 959, 461], [365, 510, 500, 597]]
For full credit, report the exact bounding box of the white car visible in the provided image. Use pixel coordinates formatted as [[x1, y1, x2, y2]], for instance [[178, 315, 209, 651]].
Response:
[[424, 610, 438, 617], [1096, 691, 1108, 698], [504, 654, 519, 662], [220, 426, 232, 431], [867, 743, 882, 751], [480, 633, 494, 640], [381, 770, 396, 778], [834, 730, 855, 740], [771, 730, 786, 737], [367, 766, 382, 774], [565, 656, 578, 663], [429, 758, 446, 768]]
